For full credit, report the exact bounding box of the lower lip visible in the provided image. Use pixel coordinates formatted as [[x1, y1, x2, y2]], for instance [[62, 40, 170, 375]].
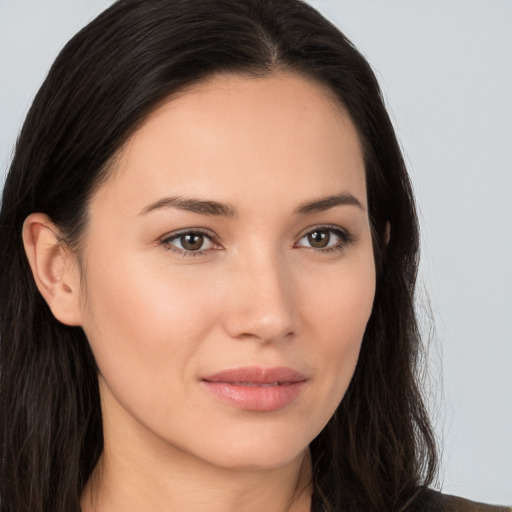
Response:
[[201, 381, 305, 411]]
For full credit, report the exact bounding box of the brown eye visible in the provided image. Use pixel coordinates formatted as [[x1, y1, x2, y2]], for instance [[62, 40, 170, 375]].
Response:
[[181, 233, 206, 251], [162, 230, 218, 256], [307, 230, 330, 248], [296, 226, 354, 253]]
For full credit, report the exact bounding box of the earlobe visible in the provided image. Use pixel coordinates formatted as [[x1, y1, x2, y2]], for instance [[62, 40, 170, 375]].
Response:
[[22, 213, 83, 326], [380, 222, 391, 268]]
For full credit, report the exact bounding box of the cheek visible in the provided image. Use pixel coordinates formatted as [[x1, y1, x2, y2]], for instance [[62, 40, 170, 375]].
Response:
[[305, 247, 375, 333], [79, 253, 223, 386], [303, 253, 375, 390]]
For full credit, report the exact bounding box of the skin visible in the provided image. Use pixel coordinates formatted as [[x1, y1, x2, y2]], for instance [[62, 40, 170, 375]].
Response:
[[23, 71, 376, 512]]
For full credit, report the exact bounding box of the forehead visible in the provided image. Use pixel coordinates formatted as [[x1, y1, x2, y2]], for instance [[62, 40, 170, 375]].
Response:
[[90, 71, 367, 217]]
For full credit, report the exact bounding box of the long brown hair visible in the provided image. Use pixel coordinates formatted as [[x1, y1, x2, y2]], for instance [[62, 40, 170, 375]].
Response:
[[0, 1, 437, 511]]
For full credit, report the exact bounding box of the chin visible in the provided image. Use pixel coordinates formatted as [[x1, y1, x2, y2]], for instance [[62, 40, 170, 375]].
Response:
[[193, 430, 311, 471], [214, 449, 306, 472]]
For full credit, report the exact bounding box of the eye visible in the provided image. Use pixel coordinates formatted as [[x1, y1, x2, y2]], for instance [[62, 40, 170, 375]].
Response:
[[296, 226, 355, 253], [160, 229, 220, 257]]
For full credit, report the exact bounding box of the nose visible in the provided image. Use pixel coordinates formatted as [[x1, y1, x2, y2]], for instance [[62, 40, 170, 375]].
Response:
[[222, 249, 297, 344]]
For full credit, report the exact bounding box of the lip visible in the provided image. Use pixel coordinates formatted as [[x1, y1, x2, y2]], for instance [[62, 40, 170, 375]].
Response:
[[201, 366, 307, 412]]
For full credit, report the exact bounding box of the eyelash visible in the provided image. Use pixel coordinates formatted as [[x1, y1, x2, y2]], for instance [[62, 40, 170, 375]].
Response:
[[160, 225, 355, 258], [160, 228, 221, 258]]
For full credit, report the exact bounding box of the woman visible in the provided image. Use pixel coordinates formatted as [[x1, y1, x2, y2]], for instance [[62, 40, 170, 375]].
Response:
[[0, 1, 509, 511]]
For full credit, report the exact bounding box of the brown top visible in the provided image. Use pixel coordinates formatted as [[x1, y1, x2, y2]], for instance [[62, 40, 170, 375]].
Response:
[[408, 489, 512, 512]]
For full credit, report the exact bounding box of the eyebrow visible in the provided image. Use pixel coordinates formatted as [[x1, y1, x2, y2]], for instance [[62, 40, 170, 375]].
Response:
[[138, 192, 364, 217], [294, 193, 364, 215], [139, 196, 236, 217]]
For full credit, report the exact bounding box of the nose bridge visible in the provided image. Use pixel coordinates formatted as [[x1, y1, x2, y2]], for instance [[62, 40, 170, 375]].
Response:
[[223, 244, 296, 343]]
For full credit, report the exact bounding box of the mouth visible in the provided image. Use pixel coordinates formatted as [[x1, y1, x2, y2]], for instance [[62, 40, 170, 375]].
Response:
[[201, 366, 306, 412], [219, 382, 288, 387]]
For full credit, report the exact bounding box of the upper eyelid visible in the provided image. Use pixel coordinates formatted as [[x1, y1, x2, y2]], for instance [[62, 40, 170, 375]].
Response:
[[160, 224, 351, 249], [161, 227, 219, 242], [295, 226, 353, 249], [297, 224, 348, 238]]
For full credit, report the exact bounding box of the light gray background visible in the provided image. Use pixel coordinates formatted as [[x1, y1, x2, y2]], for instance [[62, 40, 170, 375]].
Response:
[[1, 0, 511, 505]]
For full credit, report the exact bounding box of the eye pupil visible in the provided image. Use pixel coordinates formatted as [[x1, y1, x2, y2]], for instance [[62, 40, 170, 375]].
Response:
[[182, 233, 204, 251], [308, 230, 329, 248]]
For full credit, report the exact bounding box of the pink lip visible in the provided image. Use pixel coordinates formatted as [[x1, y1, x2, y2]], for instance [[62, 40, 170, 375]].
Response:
[[201, 366, 306, 412]]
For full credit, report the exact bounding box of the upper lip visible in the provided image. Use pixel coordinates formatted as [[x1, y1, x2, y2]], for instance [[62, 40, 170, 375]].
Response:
[[202, 366, 306, 384]]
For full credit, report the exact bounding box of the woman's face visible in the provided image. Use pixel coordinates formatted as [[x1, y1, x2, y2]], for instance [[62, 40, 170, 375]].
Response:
[[77, 72, 376, 470]]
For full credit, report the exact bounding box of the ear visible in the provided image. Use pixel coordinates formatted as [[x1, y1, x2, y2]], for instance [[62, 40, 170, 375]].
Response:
[[22, 213, 83, 326], [384, 222, 391, 246]]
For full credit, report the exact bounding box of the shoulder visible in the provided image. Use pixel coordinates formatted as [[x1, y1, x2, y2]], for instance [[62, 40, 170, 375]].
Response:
[[407, 488, 512, 512]]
